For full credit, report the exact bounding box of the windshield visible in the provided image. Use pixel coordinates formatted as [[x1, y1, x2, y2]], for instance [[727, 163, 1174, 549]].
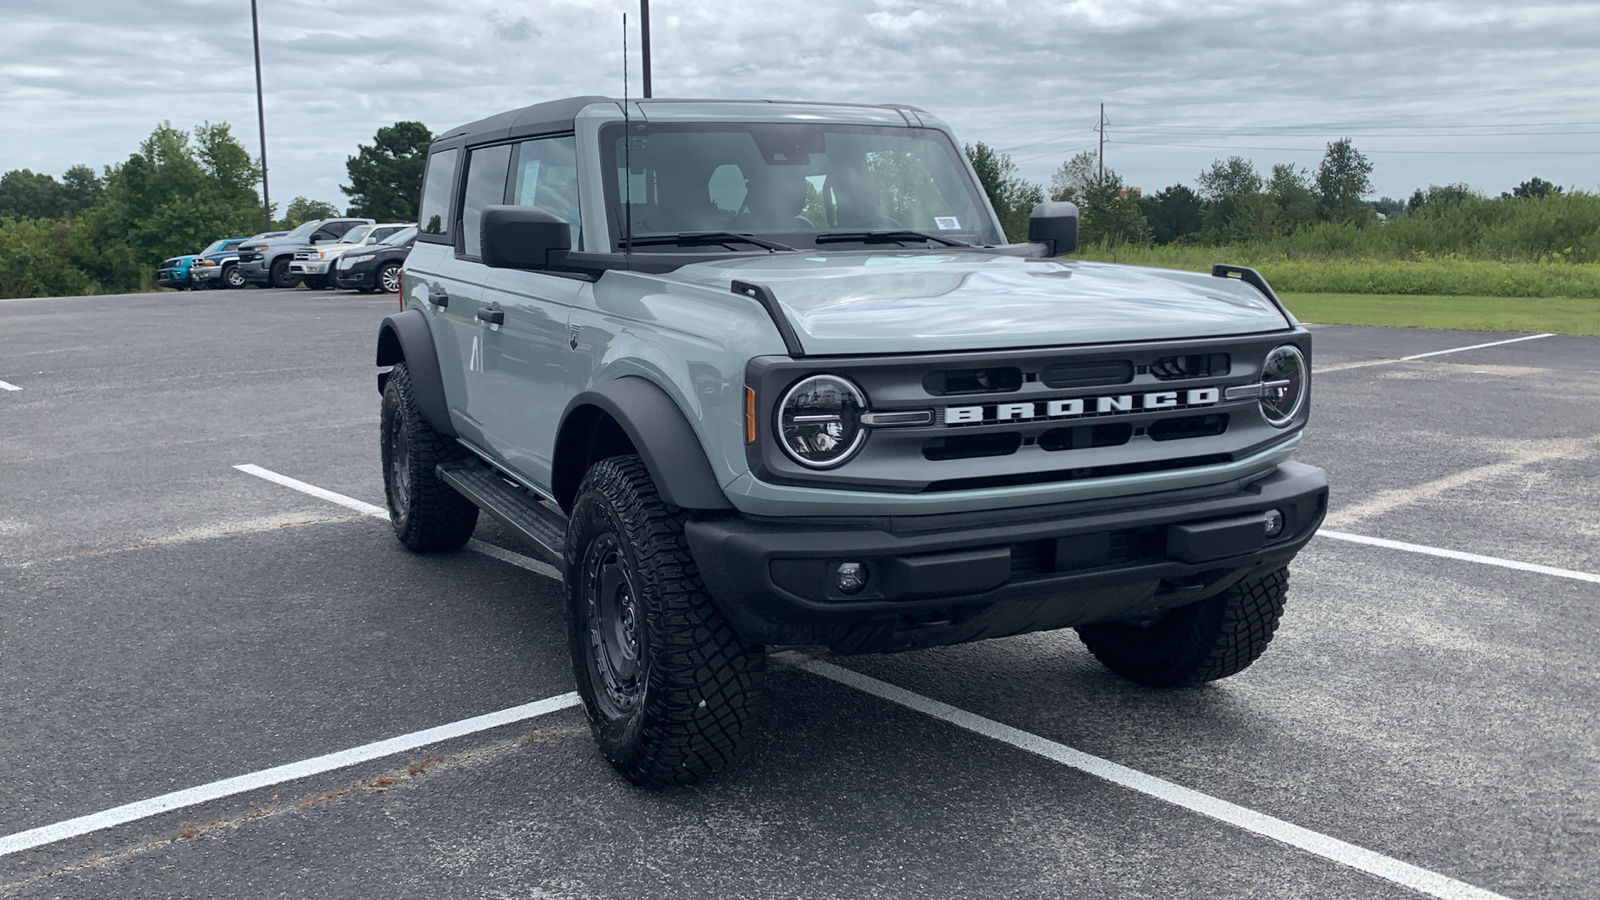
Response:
[[341, 225, 374, 245], [198, 240, 225, 255], [285, 219, 323, 240], [599, 122, 1002, 249], [380, 225, 417, 246]]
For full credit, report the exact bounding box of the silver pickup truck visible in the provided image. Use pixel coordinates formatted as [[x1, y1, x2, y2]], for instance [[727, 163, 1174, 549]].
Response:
[[375, 96, 1327, 787]]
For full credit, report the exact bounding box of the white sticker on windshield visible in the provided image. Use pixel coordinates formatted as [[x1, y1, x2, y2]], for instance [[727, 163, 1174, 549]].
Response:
[[934, 216, 960, 230]]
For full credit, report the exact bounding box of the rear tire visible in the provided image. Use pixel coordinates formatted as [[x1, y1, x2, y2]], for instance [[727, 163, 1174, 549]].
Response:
[[566, 455, 765, 787], [1076, 567, 1289, 688], [380, 362, 479, 552], [269, 258, 300, 289]]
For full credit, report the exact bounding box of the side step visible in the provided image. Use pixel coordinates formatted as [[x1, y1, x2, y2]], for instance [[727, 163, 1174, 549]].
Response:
[[436, 459, 567, 574]]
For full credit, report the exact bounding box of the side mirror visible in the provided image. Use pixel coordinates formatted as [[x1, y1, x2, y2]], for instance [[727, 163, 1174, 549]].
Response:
[[481, 205, 571, 270], [1028, 201, 1079, 256]]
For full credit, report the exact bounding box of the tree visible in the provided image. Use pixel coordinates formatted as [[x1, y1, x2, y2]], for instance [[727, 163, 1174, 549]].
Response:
[[1368, 196, 1406, 217], [1504, 177, 1562, 200], [1408, 183, 1475, 214], [965, 141, 1043, 242], [1197, 156, 1274, 243], [60, 165, 104, 217], [1315, 138, 1375, 225], [1267, 163, 1318, 232], [0, 169, 65, 220], [1049, 151, 1097, 205], [98, 121, 264, 267], [1141, 184, 1203, 245], [1049, 152, 1145, 249], [342, 121, 433, 222], [281, 197, 340, 228]]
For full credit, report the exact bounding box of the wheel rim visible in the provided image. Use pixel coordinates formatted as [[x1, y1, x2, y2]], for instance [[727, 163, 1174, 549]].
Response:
[[583, 533, 643, 711], [380, 266, 401, 293], [387, 408, 411, 515], [225, 267, 244, 288]]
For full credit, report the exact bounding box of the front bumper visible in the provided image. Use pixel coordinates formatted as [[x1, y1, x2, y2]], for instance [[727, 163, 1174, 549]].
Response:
[[335, 258, 378, 289], [155, 268, 188, 288], [289, 259, 331, 275], [685, 461, 1327, 653], [238, 259, 272, 284], [190, 265, 223, 283]]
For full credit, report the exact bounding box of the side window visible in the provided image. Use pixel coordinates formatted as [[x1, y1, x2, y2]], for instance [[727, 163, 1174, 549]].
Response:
[[460, 143, 514, 258], [312, 227, 338, 243], [417, 148, 460, 237], [511, 136, 581, 247], [327, 222, 356, 238]]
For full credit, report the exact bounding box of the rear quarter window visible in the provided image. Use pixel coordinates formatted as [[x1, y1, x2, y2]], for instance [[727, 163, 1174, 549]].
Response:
[[418, 148, 460, 238]]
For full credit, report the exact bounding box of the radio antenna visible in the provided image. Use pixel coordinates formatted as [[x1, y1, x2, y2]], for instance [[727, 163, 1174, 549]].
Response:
[[622, 13, 632, 264]]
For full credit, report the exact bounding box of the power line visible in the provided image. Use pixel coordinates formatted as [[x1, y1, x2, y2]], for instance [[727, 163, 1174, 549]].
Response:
[[1113, 138, 1600, 156]]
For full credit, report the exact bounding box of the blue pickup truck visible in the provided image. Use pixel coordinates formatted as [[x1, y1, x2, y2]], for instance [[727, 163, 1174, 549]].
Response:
[[156, 237, 254, 290]]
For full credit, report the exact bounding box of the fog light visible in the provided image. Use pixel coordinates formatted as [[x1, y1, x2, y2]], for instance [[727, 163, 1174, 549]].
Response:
[[835, 561, 869, 595], [1263, 509, 1286, 539]]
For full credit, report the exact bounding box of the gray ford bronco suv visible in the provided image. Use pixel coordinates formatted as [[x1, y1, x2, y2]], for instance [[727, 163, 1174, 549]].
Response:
[[376, 96, 1327, 787]]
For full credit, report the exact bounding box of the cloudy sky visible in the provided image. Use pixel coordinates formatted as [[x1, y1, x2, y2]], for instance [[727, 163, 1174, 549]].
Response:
[[3, 0, 1596, 212]]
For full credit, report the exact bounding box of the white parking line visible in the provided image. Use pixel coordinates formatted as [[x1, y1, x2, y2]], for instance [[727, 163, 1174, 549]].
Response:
[[1319, 530, 1600, 585], [233, 464, 385, 516], [1318, 332, 1555, 372], [787, 655, 1510, 900], [0, 693, 581, 859], [0, 379, 21, 391]]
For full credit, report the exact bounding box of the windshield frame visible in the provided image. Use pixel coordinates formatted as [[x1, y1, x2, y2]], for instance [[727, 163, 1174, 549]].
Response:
[[596, 121, 1003, 252]]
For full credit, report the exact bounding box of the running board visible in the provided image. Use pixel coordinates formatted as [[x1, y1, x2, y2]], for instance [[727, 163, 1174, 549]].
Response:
[[436, 459, 567, 573]]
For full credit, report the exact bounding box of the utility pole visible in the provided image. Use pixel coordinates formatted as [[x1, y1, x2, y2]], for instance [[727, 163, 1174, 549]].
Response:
[[640, 0, 652, 98], [1096, 103, 1106, 180], [250, 0, 271, 231]]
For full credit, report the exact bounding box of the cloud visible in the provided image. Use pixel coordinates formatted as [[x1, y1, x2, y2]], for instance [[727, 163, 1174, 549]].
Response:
[[0, 0, 1595, 211]]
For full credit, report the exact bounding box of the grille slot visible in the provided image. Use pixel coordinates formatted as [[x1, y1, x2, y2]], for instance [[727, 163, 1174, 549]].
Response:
[[923, 367, 1022, 395], [923, 453, 1234, 492], [1038, 423, 1133, 452], [1148, 414, 1229, 442], [1040, 360, 1133, 388], [923, 432, 1021, 461], [1150, 353, 1230, 380]]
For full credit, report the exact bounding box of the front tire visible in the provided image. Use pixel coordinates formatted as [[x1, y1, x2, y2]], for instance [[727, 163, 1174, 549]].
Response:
[[566, 456, 765, 787], [380, 362, 478, 552], [1076, 568, 1290, 688], [269, 258, 300, 289], [222, 264, 245, 289], [378, 262, 402, 294]]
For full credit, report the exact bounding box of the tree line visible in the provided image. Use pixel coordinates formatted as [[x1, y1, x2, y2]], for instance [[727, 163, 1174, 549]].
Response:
[[0, 120, 434, 299], [965, 138, 1595, 263]]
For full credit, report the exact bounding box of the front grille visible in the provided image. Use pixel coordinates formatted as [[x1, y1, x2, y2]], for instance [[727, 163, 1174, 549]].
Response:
[[293, 250, 314, 261], [238, 251, 261, 263], [748, 331, 1304, 494]]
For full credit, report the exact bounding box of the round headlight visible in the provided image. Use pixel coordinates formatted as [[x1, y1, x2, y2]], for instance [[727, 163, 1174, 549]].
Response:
[[778, 375, 867, 468], [1260, 345, 1308, 427]]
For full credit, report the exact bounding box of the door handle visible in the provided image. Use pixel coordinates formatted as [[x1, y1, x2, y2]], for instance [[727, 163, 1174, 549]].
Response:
[[477, 308, 504, 326], [428, 287, 449, 308]]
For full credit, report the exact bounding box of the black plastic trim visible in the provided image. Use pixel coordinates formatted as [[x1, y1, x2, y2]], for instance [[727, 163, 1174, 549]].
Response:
[[375, 309, 456, 437], [1212, 265, 1294, 322], [557, 377, 733, 511], [732, 280, 804, 357]]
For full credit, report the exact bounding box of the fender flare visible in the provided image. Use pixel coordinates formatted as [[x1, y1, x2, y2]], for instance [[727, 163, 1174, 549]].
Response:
[[375, 309, 456, 437], [557, 377, 732, 511]]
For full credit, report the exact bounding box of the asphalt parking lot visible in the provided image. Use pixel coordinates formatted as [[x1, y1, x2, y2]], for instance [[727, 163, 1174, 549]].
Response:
[[1, 288, 1596, 899]]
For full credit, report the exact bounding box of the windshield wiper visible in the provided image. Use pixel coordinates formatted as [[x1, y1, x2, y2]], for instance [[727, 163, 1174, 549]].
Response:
[[619, 232, 796, 252], [813, 230, 973, 248]]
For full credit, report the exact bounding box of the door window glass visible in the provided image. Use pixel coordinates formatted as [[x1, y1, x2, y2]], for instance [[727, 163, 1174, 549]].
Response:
[[511, 136, 581, 246], [461, 143, 514, 258]]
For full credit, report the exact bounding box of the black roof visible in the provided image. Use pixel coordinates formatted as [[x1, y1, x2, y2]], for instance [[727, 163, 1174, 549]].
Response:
[[429, 96, 930, 152]]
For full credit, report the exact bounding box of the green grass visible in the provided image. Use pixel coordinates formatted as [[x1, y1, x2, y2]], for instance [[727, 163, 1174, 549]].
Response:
[[1071, 246, 1600, 299], [1279, 293, 1600, 335]]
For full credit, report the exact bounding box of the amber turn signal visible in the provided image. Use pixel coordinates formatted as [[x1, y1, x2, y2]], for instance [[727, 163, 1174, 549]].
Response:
[[745, 386, 757, 444]]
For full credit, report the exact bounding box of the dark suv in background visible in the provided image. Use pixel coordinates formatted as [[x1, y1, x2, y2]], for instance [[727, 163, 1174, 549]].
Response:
[[236, 217, 373, 288]]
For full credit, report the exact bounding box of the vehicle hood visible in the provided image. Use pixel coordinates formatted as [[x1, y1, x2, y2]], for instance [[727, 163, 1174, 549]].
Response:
[[161, 255, 200, 268], [667, 251, 1293, 354]]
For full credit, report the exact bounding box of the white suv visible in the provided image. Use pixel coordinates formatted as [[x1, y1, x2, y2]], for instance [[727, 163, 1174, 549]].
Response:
[[290, 222, 411, 289]]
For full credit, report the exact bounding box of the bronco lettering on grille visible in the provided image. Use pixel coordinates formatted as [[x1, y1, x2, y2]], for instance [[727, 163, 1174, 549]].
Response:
[[943, 388, 1221, 425]]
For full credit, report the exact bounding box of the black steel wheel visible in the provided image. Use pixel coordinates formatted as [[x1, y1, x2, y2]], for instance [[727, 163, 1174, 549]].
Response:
[[380, 362, 478, 552], [269, 257, 300, 289], [566, 455, 765, 787], [1076, 567, 1290, 688], [378, 262, 402, 294]]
